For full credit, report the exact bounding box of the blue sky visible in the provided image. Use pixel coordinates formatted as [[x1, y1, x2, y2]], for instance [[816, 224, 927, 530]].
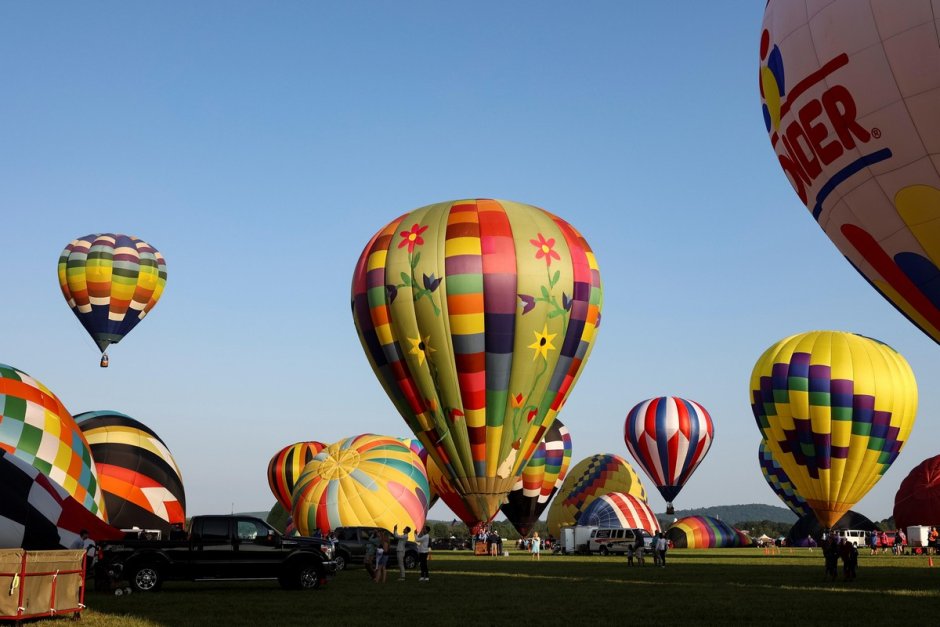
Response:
[[2, 1, 936, 524]]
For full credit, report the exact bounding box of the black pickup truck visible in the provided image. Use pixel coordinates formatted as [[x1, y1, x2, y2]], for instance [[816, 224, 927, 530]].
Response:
[[97, 515, 338, 592]]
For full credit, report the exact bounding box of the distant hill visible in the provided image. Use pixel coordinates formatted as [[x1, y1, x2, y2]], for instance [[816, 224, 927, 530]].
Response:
[[658, 504, 798, 527]]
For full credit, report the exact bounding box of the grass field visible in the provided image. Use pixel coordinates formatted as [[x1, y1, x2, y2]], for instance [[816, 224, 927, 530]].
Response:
[[70, 549, 940, 626]]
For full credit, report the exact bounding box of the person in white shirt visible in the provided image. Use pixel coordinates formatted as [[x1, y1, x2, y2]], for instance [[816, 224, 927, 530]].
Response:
[[655, 532, 668, 567], [393, 525, 411, 580], [415, 525, 431, 581]]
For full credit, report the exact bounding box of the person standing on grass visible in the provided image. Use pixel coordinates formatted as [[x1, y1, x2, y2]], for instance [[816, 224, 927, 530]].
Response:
[[393, 524, 411, 580], [374, 531, 390, 583], [896, 529, 906, 555], [655, 532, 667, 567], [869, 531, 878, 555], [364, 531, 379, 579], [530, 532, 541, 560], [416, 525, 431, 582]]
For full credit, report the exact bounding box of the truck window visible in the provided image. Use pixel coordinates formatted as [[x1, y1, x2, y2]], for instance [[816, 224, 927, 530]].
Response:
[[595, 530, 610, 539], [200, 518, 230, 540], [237, 520, 268, 540]]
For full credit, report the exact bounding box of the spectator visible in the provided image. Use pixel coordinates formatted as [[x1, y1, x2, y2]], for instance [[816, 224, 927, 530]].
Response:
[[416, 525, 431, 582], [530, 532, 541, 561], [392, 525, 411, 581]]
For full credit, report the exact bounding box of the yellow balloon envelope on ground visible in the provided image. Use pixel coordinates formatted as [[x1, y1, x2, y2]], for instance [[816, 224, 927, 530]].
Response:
[[290, 434, 430, 535], [749, 331, 917, 528]]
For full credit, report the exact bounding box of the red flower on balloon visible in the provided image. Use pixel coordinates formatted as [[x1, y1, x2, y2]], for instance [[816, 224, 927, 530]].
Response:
[[399, 223, 429, 253]]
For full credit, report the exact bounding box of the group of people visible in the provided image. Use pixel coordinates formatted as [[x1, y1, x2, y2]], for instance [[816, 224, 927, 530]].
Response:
[[625, 532, 669, 568], [363, 525, 431, 583], [822, 535, 859, 581], [867, 529, 907, 555]]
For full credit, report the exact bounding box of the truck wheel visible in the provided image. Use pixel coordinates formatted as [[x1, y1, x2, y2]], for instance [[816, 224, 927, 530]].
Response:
[[333, 552, 347, 572], [129, 564, 162, 592], [403, 552, 418, 570], [296, 562, 323, 590], [599, 546, 609, 556]]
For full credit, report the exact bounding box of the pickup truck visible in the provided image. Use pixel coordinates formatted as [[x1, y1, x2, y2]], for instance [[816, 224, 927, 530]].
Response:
[[97, 515, 338, 592]]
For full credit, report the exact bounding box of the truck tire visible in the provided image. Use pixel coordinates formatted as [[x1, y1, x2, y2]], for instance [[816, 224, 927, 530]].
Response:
[[403, 551, 418, 570], [128, 563, 163, 592], [599, 546, 609, 556], [280, 560, 323, 590]]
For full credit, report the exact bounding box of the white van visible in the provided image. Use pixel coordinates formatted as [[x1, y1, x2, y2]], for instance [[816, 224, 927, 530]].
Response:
[[559, 525, 597, 554], [833, 529, 868, 547], [587, 528, 654, 555]]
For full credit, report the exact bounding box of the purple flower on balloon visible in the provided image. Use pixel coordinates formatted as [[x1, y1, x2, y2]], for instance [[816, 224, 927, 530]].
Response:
[[518, 294, 536, 314]]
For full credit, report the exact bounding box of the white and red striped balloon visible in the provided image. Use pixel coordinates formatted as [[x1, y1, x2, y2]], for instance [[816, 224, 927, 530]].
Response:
[[578, 491, 661, 533], [624, 396, 714, 513]]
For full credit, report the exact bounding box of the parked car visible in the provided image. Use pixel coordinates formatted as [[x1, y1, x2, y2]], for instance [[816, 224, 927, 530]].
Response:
[[332, 527, 419, 571], [97, 515, 338, 592], [587, 528, 654, 555], [430, 537, 469, 551]]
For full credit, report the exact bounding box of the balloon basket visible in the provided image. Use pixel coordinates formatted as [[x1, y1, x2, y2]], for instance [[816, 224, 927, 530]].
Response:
[[100, 354, 109, 368]]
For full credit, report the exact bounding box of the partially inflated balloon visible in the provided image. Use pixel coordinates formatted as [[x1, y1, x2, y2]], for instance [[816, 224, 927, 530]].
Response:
[[76, 411, 186, 533], [546, 454, 646, 537], [0, 364, 107, 520], [352, 199, 602, 524], [624, 396, 714, 512], [425, 452, 477, 526], [59, 234, 166, 359], [760, 2, 940, 345], [893, 455, 940, 530], [500, 419, 572, 536], [291, 434, 430, 535], [758, 440, 811, 518], [400, 437, 442, 508], [750, 331, 917, 528], [578, 492, 660, 533], [267, 442, 327, 511], [0, 450, 121, 549], [666, 516, 751, 548]]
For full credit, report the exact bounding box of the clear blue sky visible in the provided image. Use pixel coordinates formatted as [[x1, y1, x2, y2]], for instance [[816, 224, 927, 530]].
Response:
[[1, 1, 936, 524]]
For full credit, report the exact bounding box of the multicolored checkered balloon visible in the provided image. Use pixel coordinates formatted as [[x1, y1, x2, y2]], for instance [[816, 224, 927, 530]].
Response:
[[0, 364, 107, 519], [758, 440, 811, 519]]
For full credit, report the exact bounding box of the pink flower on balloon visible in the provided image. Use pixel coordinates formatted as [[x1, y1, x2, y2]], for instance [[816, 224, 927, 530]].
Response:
[[530, 233, 560, 266]]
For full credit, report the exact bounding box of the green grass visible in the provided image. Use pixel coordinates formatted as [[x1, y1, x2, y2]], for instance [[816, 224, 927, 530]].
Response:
[[66, 549, 940, 626]]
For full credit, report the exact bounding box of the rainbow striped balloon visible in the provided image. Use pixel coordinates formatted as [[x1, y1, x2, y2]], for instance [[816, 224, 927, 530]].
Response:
[[579, 492, 661, 533], [546, 453, 647, 537], [501, 419, 572, 536], [0, 364, 107, 519], [291, 434, 430, 535], [666, 515, 751, 548], [758, 440, 811, 519], [58, 234, 167, 357], [267, 442, 327, 511], [352, 199, 602, 524]]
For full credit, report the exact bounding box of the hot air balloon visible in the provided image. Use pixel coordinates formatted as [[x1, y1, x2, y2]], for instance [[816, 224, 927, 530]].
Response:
[[758, 440, 812, 518], [666, 516, 751, 549], [291, 434, 430, 535], [500, 419, 572, 536], [624, 396, 714, 514], [894, 455, 940, 530], [0, 363, 107, 520], [546, 453, 647, 537], [267, 442, 327, 511], [1, 450, 121, 549], [76, 411, 186, 534], [578, 492, 660, 534], [351, 199, 602, 525], [59, 234, 167, 366], [760, 2, 940, 345], [425, 451, 478, 527], [750, 330, 917, 528]]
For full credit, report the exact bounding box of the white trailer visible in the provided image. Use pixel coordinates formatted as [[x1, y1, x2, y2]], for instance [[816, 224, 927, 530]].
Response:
[[907, 525, 931, 551], [558, 525, 597, 554]]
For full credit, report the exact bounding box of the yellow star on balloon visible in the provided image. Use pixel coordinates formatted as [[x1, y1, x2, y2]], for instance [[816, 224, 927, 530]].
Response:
[[407, 335, 435, 365], [528, 325, 557, 361]]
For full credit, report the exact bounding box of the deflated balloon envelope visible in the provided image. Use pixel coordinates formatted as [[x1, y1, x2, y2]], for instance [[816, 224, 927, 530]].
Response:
[[76, 410, 186, 534], [291, 434, 430, 535], [666, 516, 751, 548], [352, 199, 602, 525], [760, 2, 940, 345]]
